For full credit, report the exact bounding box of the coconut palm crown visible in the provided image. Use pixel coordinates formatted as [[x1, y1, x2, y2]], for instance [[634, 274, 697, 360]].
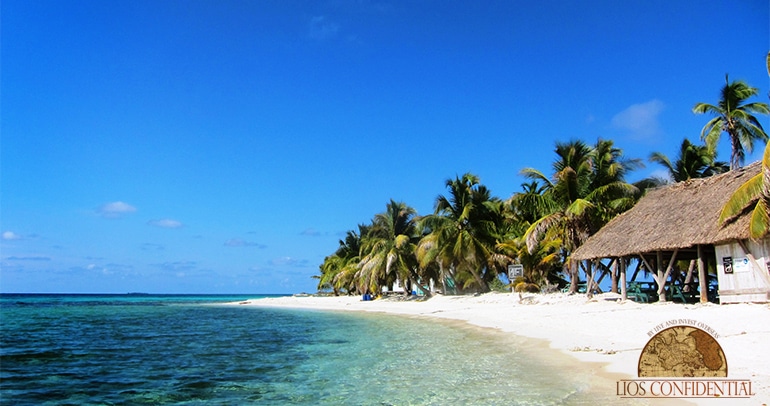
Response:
[[693, 75, 770, 170], [648, 138, 728, 184]]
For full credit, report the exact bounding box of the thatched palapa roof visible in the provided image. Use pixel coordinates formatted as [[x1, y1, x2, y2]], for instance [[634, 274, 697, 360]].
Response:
[[572, 162, 761, 261]]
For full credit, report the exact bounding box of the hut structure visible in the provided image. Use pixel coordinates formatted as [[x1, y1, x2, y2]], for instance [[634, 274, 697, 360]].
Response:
[[571, 162, 770, 304]]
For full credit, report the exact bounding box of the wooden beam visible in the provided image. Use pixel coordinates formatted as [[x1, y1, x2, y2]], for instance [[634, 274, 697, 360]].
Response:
[[656, 249, 679, 299], [630, 259, 643, 281], [638, 254, 654, 280]]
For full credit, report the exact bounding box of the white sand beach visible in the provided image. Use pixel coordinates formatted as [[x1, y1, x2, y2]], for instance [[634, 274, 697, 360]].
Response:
[[236, 292, 770, 405]]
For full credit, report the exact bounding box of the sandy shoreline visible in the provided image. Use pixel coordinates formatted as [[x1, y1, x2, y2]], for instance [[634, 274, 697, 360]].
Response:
[[233, 292, 769, 404]]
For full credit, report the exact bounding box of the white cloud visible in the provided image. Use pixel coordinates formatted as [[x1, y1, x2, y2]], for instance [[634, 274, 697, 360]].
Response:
[[309, 16, 339, 40], [610, 99, 665, 141], [2, 231, 22, 240], [148, 219, 184, 229], [97, 201, 137, 218]]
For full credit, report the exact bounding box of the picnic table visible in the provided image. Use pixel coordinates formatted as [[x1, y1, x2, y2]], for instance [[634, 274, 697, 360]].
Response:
[[627, 281, 658, 303]]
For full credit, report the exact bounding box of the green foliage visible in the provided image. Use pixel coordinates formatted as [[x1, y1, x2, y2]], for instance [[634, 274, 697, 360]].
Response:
[[417, 173, 505, 293], [488, 276, 509, 292], [358, 200, 425, 294], [522, 139, 639, 258]]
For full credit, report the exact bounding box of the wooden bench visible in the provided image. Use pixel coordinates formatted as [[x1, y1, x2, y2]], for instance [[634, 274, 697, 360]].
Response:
[[627, 281, 658, 303], [669, 284, 699, 303]]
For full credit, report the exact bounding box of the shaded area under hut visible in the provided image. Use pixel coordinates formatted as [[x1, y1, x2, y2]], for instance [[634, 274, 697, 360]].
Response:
[[572, 162, 770, 304]]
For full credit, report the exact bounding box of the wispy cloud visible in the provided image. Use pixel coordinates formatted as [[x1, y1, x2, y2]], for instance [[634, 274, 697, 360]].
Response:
[[270, 256, 310, 267], [156, 261, 197, 273], [72, 262, 135, 276], [5, 255, 51, 261], [2, 231, 23, 240], [610, 100, 665, 141], [96, 201, 137, 218], [300, 228, 322, 237], [309, 16, 339, 40], [148, 219, 184, 229], [224, 238, 267, 248]]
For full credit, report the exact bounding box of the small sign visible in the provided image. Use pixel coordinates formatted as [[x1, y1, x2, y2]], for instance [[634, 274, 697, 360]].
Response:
[[508, 264, 524, 279], [723, 257, 733, 274], [734, 257, 751, 273]]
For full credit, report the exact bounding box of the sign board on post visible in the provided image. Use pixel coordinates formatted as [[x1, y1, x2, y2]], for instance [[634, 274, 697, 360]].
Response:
[[508, 264, 524, 280]]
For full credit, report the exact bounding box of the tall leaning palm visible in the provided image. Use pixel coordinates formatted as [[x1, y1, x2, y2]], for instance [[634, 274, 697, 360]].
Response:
[[693, 75, 770, 170]]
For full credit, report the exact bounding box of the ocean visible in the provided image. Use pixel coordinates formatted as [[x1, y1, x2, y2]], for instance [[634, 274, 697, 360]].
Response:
[[0, 294, 631, 405]]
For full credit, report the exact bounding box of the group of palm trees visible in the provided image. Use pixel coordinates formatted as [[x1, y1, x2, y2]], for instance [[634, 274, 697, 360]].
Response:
[[316, 73, 770, 297]]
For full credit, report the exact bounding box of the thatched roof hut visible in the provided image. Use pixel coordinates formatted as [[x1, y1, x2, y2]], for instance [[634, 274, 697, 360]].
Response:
[[572, 162, 760, 261]]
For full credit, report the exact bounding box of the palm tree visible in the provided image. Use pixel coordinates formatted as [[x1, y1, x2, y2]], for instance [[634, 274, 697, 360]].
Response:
[[522, 139, 639, 293], [496, 235, 562, 289], [506, 181, 555, 232], [693, 75, 770, 170], [316, 225, 368, 295], [719, 141, 770, 239], [418, 173, 503, 293], [357, 200, 431, 296], [648, 138, 728, 184]]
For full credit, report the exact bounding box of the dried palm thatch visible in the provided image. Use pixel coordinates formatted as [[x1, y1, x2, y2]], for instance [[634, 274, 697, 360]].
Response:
[[572, 162, 762, 261]]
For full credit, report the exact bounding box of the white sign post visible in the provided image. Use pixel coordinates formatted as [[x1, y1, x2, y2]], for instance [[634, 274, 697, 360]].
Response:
[[508, 264, 524, 280]]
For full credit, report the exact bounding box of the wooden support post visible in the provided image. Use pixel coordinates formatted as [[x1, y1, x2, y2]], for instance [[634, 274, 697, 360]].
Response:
[[610, 258, 619, 293], [656, 249, 679, 299], [585, 260, 594, 297], [656, 251, 666, 302], [620, 256, 627, 300], [697, 244, 707, 303], [683, 259, 695, 292], [569, 260, 578, 294]]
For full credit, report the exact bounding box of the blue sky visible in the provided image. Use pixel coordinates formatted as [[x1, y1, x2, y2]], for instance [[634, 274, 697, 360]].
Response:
[[2, 0, 768, 294]]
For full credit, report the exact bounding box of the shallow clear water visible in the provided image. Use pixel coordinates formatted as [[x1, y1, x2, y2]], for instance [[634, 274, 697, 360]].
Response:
[[1, 294, 634, 405]]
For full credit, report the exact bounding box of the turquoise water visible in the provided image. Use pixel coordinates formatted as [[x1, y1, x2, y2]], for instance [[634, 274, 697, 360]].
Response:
[[1, 294, 631, 405]]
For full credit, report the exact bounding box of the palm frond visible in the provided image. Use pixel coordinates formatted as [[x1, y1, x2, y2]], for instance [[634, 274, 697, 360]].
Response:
[[749, 199, 770, 238], [719, 174, 762, 222]]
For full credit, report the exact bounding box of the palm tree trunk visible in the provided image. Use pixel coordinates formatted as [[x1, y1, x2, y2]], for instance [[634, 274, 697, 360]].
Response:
[[683, 260, 695, 293], [470, 268, 490, 293], [568, 261, 578, 294]]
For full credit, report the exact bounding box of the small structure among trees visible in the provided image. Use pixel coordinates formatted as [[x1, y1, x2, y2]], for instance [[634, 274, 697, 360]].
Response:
[[572, 162, 770, 304]]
